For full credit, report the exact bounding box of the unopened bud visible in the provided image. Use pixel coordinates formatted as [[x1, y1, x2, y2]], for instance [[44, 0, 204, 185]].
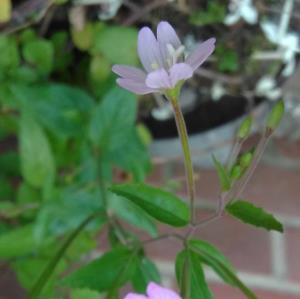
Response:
[[230, 165, 242, 180], [239, 151, 253, 169], [266, 100, 284, 130], [237, 116, 252, 139]]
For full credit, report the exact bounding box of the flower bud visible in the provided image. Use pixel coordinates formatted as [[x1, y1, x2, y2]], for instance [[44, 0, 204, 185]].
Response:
[[266, 100, 285, 130], [237, 116, 252, 139]]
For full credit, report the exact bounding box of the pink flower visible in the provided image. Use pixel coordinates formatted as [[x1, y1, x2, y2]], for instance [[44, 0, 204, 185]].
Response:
[[112, 21, 215, 95], [124, 282, 182, 299]]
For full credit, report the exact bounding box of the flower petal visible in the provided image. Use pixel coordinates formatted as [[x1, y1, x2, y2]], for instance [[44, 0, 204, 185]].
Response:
[[124, 293, 148, 299], [112, 65, 146, 82], [169, 63, 193, 87], [117, 78, 156, 95], [138, 27, 163, 73], [147, 282, 181, 299], [145, 68, 172, 89], [157, 21, 182, 66], [186, 38, 216, 71]]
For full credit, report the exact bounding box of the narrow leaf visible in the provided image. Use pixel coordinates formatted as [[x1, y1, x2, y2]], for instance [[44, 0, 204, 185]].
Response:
[[212, 155, 231, 191], [109, 183, 190, 227], [132, 257, 161, 293], [226, 200, 283, 232], [189, 242, 258, 299], [175, 249, 213, 299]]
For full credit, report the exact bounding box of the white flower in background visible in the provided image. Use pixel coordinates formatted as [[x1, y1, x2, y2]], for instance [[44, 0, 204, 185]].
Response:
[[261, 21, 300, 77], [255, 76, 282, 101], [224, 0, 258, 25], [211, 81, 226, 101], [72, 0, 122, 20]]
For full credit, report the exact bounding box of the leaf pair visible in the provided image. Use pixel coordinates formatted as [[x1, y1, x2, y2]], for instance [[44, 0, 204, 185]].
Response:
[[176, 239, 258, 299]]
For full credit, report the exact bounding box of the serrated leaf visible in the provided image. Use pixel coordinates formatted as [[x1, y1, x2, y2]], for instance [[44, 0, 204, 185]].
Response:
[[212, 155, 231, 191], [19, 111, 56, 188], [175, 249, 213, 299], [189, 242, 258, 299], [226, 200, 283, 232], [108, 194, 157, 237], [132, 257, 161, 293], [109, 183, 190, 227], [64, 247, 138, 292]]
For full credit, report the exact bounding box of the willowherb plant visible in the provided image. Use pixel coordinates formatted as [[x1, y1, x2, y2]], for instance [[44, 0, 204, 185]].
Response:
[[28, 21, 285, 299]]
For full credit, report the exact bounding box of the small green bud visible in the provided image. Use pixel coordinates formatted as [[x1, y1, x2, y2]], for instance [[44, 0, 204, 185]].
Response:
[[237, 116, 252, 139], [239, 151, 253, 169], [266, 100, 285, 130], [230, 165, 242, 180]]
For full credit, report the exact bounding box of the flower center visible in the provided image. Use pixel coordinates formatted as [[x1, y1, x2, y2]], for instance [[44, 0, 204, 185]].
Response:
[[166, 43, 185, 67]]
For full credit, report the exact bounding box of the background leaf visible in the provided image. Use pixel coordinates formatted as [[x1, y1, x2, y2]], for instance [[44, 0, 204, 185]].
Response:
[[108, 193, 157, 237], [64, 247, 138, 292], [19, 111, 56, 188], [226, 200, 283, 232]]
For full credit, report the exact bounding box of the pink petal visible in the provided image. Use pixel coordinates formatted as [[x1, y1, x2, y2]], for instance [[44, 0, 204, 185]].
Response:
[[124, 293, 148, 299], [157, 21, 182, 66], [169, 63, 193, 87], [145, 69, 172, 89], [186, 38, 216, 71], [138, 27, 163, 73], [117, 78, 156, 95], [112, 65, 146, 82], [147, 282, 182, 299]]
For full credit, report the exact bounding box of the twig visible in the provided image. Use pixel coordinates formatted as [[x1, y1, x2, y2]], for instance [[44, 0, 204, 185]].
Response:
[[122, 0, 169, 26]]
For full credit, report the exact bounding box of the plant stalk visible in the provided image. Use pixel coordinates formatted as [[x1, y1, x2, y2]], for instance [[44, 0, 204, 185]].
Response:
[[27, 211, 104, 299], [169, 97, 196, 224]]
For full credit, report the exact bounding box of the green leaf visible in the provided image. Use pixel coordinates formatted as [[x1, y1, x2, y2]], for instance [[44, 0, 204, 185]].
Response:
[[226, 200, 283, 232], [22, 39, 54, 75], [109, 183, 190, 227], [212, 155, 231, 191], [108, 193, 157, 237], [12, 83, 94, 139], [13, 254, 66, 296], [189, 241, 258, 299], [64, 247, 138, 292], [0, 225, 51, 258], [71, 289, 100, 299], [93, 25, 138, 65], [132, 257, 161, 293], [176, 249, 213, 299], [188, 239, 236, 285], [19, 111, 56, 188], [71, 23, 94, 51], [108, 128, 151, 181], [35, 185, 106, 240], [89, 87, 136, 152], [0, 35, 19, 73], [190, 2, 225, 26]]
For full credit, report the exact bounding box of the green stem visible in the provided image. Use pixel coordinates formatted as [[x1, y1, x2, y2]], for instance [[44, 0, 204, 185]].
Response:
[[27, 211, 104, 299], [169, 97, 196, 224]]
